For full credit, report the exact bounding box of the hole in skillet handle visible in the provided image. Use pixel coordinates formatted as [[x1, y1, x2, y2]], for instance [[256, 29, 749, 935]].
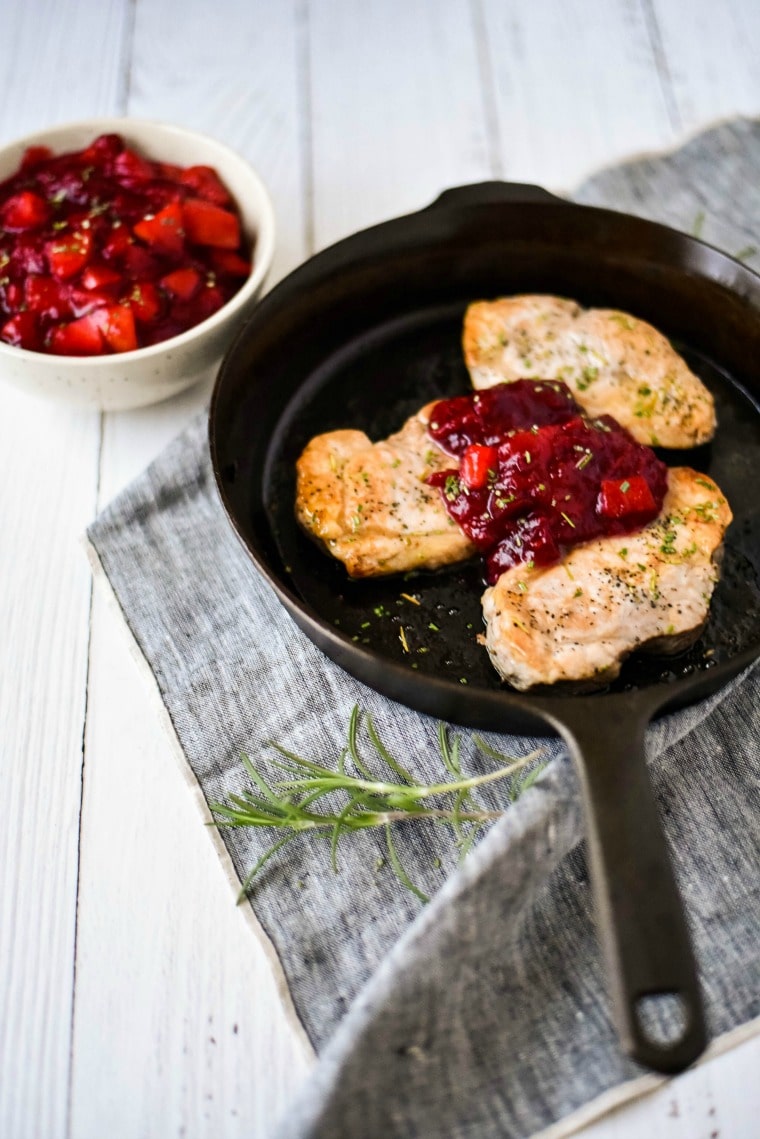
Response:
[[635, 992, 691, 1050]]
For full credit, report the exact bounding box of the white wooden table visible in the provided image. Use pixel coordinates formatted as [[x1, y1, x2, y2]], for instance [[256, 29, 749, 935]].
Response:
[[2, 3, 759, 1137]]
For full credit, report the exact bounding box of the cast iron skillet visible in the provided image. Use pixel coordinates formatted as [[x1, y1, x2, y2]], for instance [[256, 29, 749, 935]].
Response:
[[209, 183, 760, 1074]]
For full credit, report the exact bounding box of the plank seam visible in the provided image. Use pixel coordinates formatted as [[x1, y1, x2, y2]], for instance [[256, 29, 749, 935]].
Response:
[[469, 0, 504, 179], [65, 412, 104, 1139], [118, 0, 138, 114], [640, 0, 683, 133], [296, 0, 315, 256]]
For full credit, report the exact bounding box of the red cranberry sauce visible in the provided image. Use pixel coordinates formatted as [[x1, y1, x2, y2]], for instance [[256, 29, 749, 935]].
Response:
[[0, 134, 252, 355], [427, 381, 667, 583]]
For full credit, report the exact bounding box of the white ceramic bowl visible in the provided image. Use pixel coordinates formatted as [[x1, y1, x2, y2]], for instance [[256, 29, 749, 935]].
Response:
[[0, 118, 275, 410]]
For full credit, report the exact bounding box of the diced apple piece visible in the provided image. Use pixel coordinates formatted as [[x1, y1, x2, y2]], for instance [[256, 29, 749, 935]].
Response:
[[125, 281, 163, 324], [46, 230, 93, 279], [81, 263, 122, 291], [133, 202, 185, 256], [113, 148, 155, 182], [48, 314, 104, 355], [20, 146, 53, 171], [81, 133, 123, 165], [161, 267, 202, 300], [1, 190, 51, 230], [24, 275, 71, 320], [1, 311, 41, 351], [178, 165, 232, 207], [211, 249, 251, 277], [94, 304, 138, 353], [182, 198, 240, 248], [101, 223, 133, 261]]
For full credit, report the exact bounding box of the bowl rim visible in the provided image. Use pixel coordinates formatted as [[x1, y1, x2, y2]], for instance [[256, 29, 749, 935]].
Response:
[[0, 116, 276, 366]]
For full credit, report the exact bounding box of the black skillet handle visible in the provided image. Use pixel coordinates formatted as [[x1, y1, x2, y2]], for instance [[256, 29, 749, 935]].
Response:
[[555, 695, 707, 1073], [428, 181, 565, 210]]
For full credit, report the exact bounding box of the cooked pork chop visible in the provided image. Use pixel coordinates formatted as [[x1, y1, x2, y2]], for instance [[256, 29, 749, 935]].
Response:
[[463, 295, 716, 448], [481, 468, 731, 689], [295, 404, 476, 577]]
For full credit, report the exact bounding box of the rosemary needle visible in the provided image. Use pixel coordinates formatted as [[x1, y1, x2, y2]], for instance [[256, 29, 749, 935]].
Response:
[[211, 706, 547, 903]]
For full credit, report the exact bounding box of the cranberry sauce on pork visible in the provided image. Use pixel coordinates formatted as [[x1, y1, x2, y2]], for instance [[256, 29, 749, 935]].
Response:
[[426, 380, 667, 584]]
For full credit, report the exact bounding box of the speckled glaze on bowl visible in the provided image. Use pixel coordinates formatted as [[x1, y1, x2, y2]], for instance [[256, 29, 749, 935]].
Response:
[[0, 118, 275, 410]]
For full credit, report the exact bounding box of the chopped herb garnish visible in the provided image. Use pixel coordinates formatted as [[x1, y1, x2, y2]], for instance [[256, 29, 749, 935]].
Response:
[[444, 474, 460, 502], [660, 530, 678, 555], [428, 622, 440, 632], [576, 365, 599, 391]]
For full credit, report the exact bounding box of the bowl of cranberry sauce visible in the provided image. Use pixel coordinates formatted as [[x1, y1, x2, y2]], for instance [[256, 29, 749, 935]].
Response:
[[0, 119, 275, 409]]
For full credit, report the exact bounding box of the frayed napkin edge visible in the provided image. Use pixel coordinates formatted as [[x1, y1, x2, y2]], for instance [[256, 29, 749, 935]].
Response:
[[83, 533, 318, 1066]]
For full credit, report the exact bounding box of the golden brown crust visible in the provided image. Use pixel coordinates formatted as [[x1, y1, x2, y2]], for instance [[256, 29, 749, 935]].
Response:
[[463, 295, 716, 448], [481, 467, 731, 689], [295, 404, 475, 577]]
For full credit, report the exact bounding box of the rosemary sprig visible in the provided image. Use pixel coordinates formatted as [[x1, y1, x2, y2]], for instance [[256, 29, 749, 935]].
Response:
[[211, 706, 546, 903]]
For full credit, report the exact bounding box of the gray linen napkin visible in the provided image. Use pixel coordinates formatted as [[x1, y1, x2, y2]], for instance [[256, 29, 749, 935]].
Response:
[[88, 118, 760, 1139]]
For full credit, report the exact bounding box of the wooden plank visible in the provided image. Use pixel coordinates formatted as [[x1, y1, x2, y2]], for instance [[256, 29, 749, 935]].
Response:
[[647, 0, 760, 130], [308, 0, 493, 248], [0, 0, 131, 140], [0, 392, 99, 1139], [477, 0, 678, 191], [71, 588, 311, 1139], [69, 3, 313, 1137], [578, 1032, 760, 1138], [0, 4, 130, 1138], [124, 0, 307, 286]]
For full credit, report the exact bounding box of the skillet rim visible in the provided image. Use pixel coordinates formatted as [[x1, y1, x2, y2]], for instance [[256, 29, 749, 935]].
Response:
[[208, 183, 760, 736]]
